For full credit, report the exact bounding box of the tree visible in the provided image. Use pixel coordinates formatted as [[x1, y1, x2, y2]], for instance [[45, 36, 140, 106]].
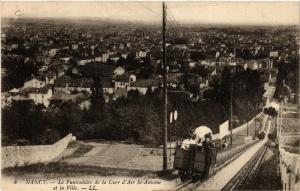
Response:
[[146, 86, 153, 96], [2, 56, 38, 91], [128, 89, 140, 99], [191, 65, 209, 78], [138, 104, 163, 146], [189, 83, 200, 97], [263, 107, 278, 117], [59, 102, 82, 137], [190, 51, 206, 61], [2, 100, 46, 144], [138, 64, 155, 79], [89, 76, 105, 123], [117, 57, 126, 66]]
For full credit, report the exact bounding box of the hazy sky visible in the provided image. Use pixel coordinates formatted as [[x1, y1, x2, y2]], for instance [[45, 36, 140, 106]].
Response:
[[1, 1, 299, 25]]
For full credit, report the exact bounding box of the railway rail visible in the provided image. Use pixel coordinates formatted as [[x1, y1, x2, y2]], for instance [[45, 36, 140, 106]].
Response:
[[173, 139, 261, 191], [221, 142, 269, 191]]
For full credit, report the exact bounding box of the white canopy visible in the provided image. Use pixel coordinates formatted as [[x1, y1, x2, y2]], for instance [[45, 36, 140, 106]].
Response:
[[9, 88, 19, 93], [194, 126, 212, 141], [269, 102, 280, 111]]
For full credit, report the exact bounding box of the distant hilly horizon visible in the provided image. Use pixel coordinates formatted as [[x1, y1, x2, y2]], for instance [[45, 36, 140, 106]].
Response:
[[2, 16, 298, 28]]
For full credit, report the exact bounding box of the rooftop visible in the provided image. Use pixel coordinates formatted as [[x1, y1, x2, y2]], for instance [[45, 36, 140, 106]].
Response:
[[131, 79, 159, 88]]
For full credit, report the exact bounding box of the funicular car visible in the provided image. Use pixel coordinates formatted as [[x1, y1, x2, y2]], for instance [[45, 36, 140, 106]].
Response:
[[174, 143, 217, 181]]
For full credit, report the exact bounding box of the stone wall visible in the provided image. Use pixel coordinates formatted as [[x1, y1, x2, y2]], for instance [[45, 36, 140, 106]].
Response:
[[279, 148, 300, 191], [1, 134, 72, 169]]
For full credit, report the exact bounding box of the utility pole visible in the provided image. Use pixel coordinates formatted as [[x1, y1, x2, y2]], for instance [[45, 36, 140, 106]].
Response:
[[276, 105, 280, 146], [279, 101, 283, 147], [162, 1, 168, 171], [230, 72, 233, 145], [229, 68, 234, 145], [247, 101, 249, 137]]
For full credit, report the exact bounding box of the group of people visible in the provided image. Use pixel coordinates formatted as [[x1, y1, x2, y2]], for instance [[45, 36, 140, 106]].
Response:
[[181, 126, 214, 150]]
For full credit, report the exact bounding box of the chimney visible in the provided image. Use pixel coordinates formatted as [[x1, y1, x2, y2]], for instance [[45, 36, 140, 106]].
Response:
[[234, 48, 236, 58], [84, 48, 88, 57], [91, 46, 95, 56]]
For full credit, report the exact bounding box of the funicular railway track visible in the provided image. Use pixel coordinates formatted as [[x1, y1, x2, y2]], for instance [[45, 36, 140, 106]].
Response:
[[173, 139, 261, 191], [222, 142, 269, 191]]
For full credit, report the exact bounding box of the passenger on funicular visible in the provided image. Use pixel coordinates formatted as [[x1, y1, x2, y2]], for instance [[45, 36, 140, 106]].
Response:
[[202, 133, 215, 148], [181, 132, 197, 150], [181, 130, 215, 150]]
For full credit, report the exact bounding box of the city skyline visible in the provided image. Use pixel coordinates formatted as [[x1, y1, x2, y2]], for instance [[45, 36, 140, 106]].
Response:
[[1, 1, 299, 26], [1, 2, 299, 190]]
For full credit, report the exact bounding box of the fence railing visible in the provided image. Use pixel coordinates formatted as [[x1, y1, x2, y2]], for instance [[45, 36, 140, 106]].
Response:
[[279, 147, 300, 191]]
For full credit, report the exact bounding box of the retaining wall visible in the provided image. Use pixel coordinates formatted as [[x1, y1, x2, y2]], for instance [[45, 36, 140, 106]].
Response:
[[1, 134, 72, 169], [279, 148, 300, 191]]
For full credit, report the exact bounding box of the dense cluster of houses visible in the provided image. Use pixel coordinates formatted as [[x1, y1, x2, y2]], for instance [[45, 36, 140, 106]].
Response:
[[1, 57, 276, 109], [2, 20, 296, 110], [1, 64, 162, 109]]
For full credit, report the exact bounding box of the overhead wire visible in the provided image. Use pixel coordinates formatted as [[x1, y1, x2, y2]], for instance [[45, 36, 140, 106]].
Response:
[[123, 3, 184, 41], [136, 2, 162, 21], [165, 5, 183, 39]]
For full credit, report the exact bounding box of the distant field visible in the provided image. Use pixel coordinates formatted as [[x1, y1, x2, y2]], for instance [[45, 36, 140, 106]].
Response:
[[282, 146, 300, 154], [281, 102, 299, 133], [280, 103, 299, 149], [61, 142, 168, 171], [282, 118, 300, 133]]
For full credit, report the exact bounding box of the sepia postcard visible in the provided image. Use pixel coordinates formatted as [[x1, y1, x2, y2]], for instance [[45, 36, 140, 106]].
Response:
[[1, 1, 299, 191]]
